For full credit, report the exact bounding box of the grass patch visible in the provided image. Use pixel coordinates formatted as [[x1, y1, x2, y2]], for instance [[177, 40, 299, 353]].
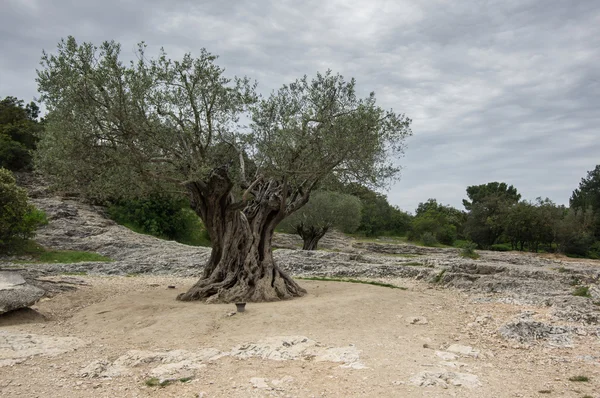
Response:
[[568, 375, 589, 382], [572, 286, 591, 298], [556, 267, 569, 273], [144, 378, 172, 387], [297, 276, 406, 290], [10, 240, 112, 263], [433, 269, 446, 284], [460, 252, 480, 260], [400, 261, 433, 268], [179, 377, 193, 383]]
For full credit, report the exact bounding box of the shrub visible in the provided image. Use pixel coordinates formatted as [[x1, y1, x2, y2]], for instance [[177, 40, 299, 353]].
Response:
[[460, 241, 480, 259], [490, 243, 512, 252], [107, 195, 210, 246], [421, 232, 438, 247], [0, 168, 45, 251]]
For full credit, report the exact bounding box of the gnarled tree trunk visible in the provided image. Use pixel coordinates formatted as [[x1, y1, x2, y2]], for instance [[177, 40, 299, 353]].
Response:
[[177, 169, 307, 303], [297, 224, 329, 251]]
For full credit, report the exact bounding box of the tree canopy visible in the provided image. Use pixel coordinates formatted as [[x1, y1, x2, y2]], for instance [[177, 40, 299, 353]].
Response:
[[0, 96, 43, 171], [35, 37, 412, 302]]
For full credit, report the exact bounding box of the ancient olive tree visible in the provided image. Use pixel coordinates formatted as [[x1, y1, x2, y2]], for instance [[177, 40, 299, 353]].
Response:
[[36, 37, 412, 303], [278, 191, 362, 250]]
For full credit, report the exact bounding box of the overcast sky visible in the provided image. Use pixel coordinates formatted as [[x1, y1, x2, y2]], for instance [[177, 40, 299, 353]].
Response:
[[1, 0, 599, 213]]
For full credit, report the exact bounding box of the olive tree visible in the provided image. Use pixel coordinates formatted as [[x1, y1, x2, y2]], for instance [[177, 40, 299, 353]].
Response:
[[36, 37, 412, 303], [278, 191, 362, 250]]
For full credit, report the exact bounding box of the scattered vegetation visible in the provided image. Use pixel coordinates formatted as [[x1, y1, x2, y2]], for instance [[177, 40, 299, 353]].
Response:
[[402, 262, 427, 267], [107, 195, 210, 247], [0, 168, 47, 253], [572, 286, 591, 298], [420, 232, 438, 247], [10, 240, 111, 263], [460, 242, 480, 259], [433, 269, 446, 284], [568, 375, 590, 382], [297, 276, 406, 290], [278, 191, 362, 250]]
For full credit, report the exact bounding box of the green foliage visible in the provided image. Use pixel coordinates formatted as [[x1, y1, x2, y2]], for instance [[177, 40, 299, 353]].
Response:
[[0, 168, 45, 251], [36, 37, 411, 210], [460, 242, 480, 259], [107, 195, 210, 246], [409, 198, 465, 245], [570, 165, 600, 236], [490, 243, 512, 252], [344, 184, 412, 237], [463, 182, 521, 211], [572, 286, 591, 298], [8, 240, 111, 263], [463, 182, 521, 248], [0, 96, 43, 171], [420, 232, 438, 247], [278, 191, 362, 250], [279, 191, 362, 234], [568, 375, 589, 382]]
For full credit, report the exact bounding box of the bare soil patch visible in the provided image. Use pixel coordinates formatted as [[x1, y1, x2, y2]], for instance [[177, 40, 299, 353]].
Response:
[[1, 275, 599, 397]]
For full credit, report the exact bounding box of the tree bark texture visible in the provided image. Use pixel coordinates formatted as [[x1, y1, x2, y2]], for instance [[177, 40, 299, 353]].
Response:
[[297, 224, 329, 251], [177, 168, 307, 303]]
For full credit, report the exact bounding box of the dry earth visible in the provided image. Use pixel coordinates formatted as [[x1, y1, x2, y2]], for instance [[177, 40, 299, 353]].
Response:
[[1, 178, 599, 397], [1, 275, 599, 397]]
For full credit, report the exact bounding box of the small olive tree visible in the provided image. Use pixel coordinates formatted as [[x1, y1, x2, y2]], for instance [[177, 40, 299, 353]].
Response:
[[36, 37, 412, 303], [279, 191, 362, 250]]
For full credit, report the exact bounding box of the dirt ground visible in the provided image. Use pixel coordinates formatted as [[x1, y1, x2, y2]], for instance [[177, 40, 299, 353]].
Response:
[[1, 275, 599, 398]]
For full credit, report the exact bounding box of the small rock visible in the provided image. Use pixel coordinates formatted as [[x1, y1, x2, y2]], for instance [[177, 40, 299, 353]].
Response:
[[436, 351, 458, 361], [447, 344, 480, 358], [406, 316, 428, 325], [250, 377, 270, 389]]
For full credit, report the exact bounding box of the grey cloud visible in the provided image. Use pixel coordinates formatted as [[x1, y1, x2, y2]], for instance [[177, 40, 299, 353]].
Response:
[[1, 0, 599, 213]]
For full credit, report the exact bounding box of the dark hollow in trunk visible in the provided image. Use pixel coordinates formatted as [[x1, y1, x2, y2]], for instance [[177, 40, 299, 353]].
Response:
[[177, 169, 307, 303]]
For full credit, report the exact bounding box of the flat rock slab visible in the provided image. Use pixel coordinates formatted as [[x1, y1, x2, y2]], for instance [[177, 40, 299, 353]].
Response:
[[410, 370, 481, 389], [0, 271, 45, 314], [0, 331, 87, 367], [80, 336, 366, 379]]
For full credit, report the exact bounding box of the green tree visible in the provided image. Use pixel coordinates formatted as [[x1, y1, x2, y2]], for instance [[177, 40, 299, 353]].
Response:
[[463, 182, 521, 211], [409, 199, 465, 245], [343, 184, 410, 236], [570, 165, 600, 238], [463, 182, 521, 248], [278, 191, 362, 250], [35, 37, 412, 303], [0, 96, 43, 171], [0, 168, 45, 251]]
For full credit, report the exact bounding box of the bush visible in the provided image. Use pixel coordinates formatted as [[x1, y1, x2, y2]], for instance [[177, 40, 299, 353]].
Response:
[[421, 232, 438, 247], [0, 168, 45, 251], [460, 241, 480, 259], [107, 195, 210, 246], [490, 243, 512, 252]]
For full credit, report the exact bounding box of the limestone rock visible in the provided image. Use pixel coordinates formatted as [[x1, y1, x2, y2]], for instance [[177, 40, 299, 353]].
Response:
[[250, 377, 271, 389], [410, 370, 481, 388], [446, 344, 480, 358], [0, 271, 45, 314], [0, 331, 86, 367]]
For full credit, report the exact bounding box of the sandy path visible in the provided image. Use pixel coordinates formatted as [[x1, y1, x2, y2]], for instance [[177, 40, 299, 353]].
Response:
[[1, 275, 599, 397]]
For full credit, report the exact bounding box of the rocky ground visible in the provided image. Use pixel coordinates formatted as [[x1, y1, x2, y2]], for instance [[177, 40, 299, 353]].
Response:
[[1, 185, 600, 397]]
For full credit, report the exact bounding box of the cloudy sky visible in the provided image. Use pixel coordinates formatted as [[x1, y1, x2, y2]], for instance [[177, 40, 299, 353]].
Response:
[[1, 0, 599, 212]]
